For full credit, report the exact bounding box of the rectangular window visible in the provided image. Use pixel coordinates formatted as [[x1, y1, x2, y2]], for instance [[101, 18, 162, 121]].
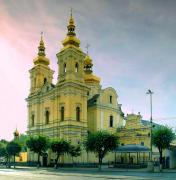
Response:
[[45, 109, 50, 124], [76, 107, 80, 121], [31, 114, 35, 127], [61, 106, 64, 121], [110, 115, 113, 127]]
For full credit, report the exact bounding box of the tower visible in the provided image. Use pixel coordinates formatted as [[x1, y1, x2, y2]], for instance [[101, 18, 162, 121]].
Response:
[[56, 11, 90, 143], [14, 128, 19, 140], [29, 34, 54, 94], [57, 11, 85, 83], [84, 51, 101, 98]]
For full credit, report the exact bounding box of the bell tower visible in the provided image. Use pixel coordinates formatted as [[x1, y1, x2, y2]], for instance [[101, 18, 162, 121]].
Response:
[[56, 11, 90, 143], [29, 34, 54, 94], [57, 10, 85, 83]]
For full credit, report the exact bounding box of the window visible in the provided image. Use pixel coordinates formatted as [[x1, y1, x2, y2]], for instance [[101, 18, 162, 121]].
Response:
[[45, 110, 49, 124], [141, 142, 144, 146], [44, 78, 47, 84], [34, 78, 36, 87], [75, 63, 78, 72], [64, 63, 66, 73], [31, 114, 35, 127], [110, 95, 112, 104], [61, 107, 64, 121], [110, 115, 113, 127], [76, 107, 80, 121]]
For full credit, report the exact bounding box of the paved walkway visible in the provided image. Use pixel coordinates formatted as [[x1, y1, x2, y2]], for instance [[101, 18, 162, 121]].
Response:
[[1, 166, 176, 180]]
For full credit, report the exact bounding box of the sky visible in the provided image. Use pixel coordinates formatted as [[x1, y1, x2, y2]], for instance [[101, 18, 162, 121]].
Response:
[[0, 0, 176, 140]]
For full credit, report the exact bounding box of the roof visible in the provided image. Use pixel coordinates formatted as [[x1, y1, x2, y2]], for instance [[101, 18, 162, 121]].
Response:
[[87, 94, 100, 106], [115, 144, 150, 153], [141, 120, 161, 128]]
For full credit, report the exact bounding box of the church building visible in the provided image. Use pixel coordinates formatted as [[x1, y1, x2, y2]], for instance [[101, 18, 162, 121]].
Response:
[[26, 12, 124, 164]]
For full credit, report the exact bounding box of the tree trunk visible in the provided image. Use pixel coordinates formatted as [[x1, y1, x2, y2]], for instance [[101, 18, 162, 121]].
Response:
[[98, 155, 102, 171], [8, 156, 11, 168], [37, 153, 40, 168], [72, 157, 74, 167], [14, 155, 16, 168], [55, 154, 59, 169], [158, 148, 163, 171], [6, 156, 9, 168]]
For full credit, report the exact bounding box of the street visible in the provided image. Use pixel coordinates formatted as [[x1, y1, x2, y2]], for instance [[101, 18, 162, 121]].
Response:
[[1, 167, 176, 180]]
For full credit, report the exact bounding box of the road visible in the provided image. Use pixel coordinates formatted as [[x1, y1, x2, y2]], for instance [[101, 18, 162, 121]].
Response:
[[0, 167, 176, 180]]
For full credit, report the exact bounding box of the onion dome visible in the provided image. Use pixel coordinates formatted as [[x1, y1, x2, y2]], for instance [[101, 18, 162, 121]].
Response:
[[33, 34, 50, 66], [62, 10, 80, 48], [84, 55, 93, 73], [14, 128, 19, 137], [84, 54, 100, 84], [84, 73, 101, 84]]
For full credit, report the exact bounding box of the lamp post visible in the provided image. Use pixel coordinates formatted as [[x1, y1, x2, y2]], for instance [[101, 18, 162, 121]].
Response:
[[146, 89, 154, 162]]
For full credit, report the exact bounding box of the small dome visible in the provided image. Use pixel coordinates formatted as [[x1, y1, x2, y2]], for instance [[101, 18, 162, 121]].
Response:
[[84, 73, 100, 84], [69, 16, 75, 26], [14, 129, 19, 137], [84, 55, 93, 66], [33, 35, 50, 66], [33, 56, 50, 66]]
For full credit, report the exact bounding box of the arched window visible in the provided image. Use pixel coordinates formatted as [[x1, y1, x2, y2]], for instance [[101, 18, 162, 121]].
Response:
[[110, 95, 112, 104], [110, 115, 113, 127], [61, 107, 64, 121], [31, 114, 35, 127], [76, 107, 80, 121], [64, 63, 66, 73], [44, 78, 47, 84], [75, 63, 78, 72], [45, 110, 49, 124]]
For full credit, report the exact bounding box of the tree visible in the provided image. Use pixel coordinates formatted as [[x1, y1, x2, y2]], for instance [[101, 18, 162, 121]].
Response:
[[84, 131, 119, 170], [69, 145, 81, 164], [15, 134, 28, 152], [6, 141, 21, 168], [50, 139, 70, 168], [26, 136, 49, 168], [0, 142, 7, 163], [152, 126, 175, 166], [0, 140, 8, 166]]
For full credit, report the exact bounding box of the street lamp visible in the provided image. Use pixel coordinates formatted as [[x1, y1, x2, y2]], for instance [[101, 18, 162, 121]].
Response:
[[146, 89, 154, 162]]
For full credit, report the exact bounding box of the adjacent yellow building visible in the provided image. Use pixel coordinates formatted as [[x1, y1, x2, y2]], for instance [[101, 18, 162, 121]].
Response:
[[26, 13, 124, 164]]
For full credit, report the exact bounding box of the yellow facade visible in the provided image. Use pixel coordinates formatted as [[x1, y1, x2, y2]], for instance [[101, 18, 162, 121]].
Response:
[[117, 113, 150, 147], [26, 13, 125, 164], [15, 152, 28, 163]]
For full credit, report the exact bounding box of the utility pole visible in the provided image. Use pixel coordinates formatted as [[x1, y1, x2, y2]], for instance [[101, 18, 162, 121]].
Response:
[[146, 89, 154, 162]]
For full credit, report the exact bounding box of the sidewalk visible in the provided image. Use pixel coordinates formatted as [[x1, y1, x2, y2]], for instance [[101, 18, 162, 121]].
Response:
[[6, 165, 176, 174]]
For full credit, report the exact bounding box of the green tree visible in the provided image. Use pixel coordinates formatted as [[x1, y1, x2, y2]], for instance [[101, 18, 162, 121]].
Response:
[[69, 145, 81, 164], [0, 142, 7, 162], [15, 134, 28, 152], [26, 136, 49, 168], [152, 126, 175, 165], [6, 141, 21, 168], [84, 131, 119, 170], [50, 139, 70, 168]]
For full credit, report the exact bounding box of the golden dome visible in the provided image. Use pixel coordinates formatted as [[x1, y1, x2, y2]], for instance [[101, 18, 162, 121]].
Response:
[[84, 55, 93, 66], [61, 10, 80, 48], [33, 35, 50, 66], [84, 55, 93, 73], [14, 128, 19, 137], [84, 73, 100, 84]]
